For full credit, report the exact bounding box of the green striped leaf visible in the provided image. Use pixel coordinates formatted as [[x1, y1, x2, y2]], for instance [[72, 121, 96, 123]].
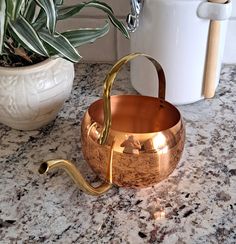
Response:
[[107, 14, 129, 39], [58, 1, 112, 20], [86, 1, 129, 39], [38, 29, 81, 62], [33, 8, 47, 30], [62, 22, 109, 48], [54, 0, 63, 6], [91, 1, 113, 13], [6, 0, 14, 17], [6, 0, 25, 20], [0, 0, 6, 54], [57, 4, 84, 20], [35, 0, 56, 34], [24, 0, 37, 23], [58, 1, 129, 39], [9, 15, 48, 56], [14, 0, 25, 19]]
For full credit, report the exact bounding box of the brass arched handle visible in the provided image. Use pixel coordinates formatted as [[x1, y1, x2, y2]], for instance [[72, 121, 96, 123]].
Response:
[[99, 53, 166, 145]]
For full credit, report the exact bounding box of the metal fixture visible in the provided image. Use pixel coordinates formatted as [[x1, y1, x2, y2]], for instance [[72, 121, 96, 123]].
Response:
[[126, 0, 144, 32]]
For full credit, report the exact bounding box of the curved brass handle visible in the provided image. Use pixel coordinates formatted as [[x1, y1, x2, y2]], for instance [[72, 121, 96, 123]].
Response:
[[38, 155, 114, 196], [99, 53, 166, 145]]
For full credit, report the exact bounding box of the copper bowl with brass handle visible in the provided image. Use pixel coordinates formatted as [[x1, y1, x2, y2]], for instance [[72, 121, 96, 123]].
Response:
[[39, 53, 185, 195]]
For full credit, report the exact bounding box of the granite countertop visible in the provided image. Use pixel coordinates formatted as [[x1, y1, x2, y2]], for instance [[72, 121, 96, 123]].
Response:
[[0, 63, 235, 243]]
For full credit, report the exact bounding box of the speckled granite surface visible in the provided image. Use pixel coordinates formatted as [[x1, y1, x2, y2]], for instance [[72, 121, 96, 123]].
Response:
[[0, 63, 235, 244]]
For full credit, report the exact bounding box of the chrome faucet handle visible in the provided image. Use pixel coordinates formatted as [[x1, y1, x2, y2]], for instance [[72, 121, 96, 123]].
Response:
[[126, 0, 144, 32]]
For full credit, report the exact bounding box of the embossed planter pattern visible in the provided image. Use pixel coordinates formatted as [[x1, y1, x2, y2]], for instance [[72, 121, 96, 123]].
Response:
[[0, 58, 74, 130]]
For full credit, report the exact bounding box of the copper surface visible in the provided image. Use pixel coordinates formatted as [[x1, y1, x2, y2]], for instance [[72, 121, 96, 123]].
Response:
[[82, 95, 185, 188], [88, 95, 180, 134], [39, 53, 185, 194], [99, 53, 166, 144], [82, 53, 185, 188]]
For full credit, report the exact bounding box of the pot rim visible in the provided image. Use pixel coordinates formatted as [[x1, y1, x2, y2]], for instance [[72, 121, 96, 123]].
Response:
[[0, 57, 64, 74], [88, 94, 183, 135]]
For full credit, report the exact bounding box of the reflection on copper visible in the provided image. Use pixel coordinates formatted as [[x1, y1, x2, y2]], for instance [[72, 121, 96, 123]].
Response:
[[144, 133, 167, 153], [120, 135, 141, 154], [87, 123, 100, 141], [153, 133, 166, 148]]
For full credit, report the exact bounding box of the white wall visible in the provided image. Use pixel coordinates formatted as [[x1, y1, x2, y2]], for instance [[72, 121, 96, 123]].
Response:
[[59, 0, 236, 63]]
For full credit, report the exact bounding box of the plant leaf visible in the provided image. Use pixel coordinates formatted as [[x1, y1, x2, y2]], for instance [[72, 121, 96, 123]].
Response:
[[34, 0, 56, 34], [6, 0, 14, 18], [9, 15, 48, 56], [57, 4, 85, 20], [62, 22, 109, 48], [58, 0, 129, 39], [38, 29, 81, 62], [0, 0, 7, 54], [32, 8, 47, 30], [54, 0, 64, 6], [58, 0, 113, 20], [24, 0, 37, 23], [87, 1, 129, 39], [107, 15, 129, 39], [6, 0, 25, 20], [14, 0, 25, 19]]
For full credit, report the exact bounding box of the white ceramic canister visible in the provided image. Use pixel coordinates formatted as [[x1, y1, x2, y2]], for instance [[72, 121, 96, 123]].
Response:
[[129, 0, 232, 105], [223, 0, 236, 63]]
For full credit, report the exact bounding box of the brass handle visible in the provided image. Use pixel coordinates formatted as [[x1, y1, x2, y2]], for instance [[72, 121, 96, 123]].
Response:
[[99, 53, 166, 145], [38, 53, 166, 196], [38, 123, 115, 196], [38, 158, 113, 196]]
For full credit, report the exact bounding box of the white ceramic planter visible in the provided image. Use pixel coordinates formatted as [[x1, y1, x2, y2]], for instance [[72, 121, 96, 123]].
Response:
[[130, 0, 232, 104], [0, 58, 74, 130]]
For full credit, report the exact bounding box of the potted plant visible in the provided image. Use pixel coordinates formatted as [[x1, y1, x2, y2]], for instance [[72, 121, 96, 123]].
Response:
[[0, 0, 129, 130]]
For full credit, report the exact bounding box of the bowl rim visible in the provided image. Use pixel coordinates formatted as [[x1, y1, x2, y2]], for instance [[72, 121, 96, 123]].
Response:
[[88, 94, 182, 134]]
